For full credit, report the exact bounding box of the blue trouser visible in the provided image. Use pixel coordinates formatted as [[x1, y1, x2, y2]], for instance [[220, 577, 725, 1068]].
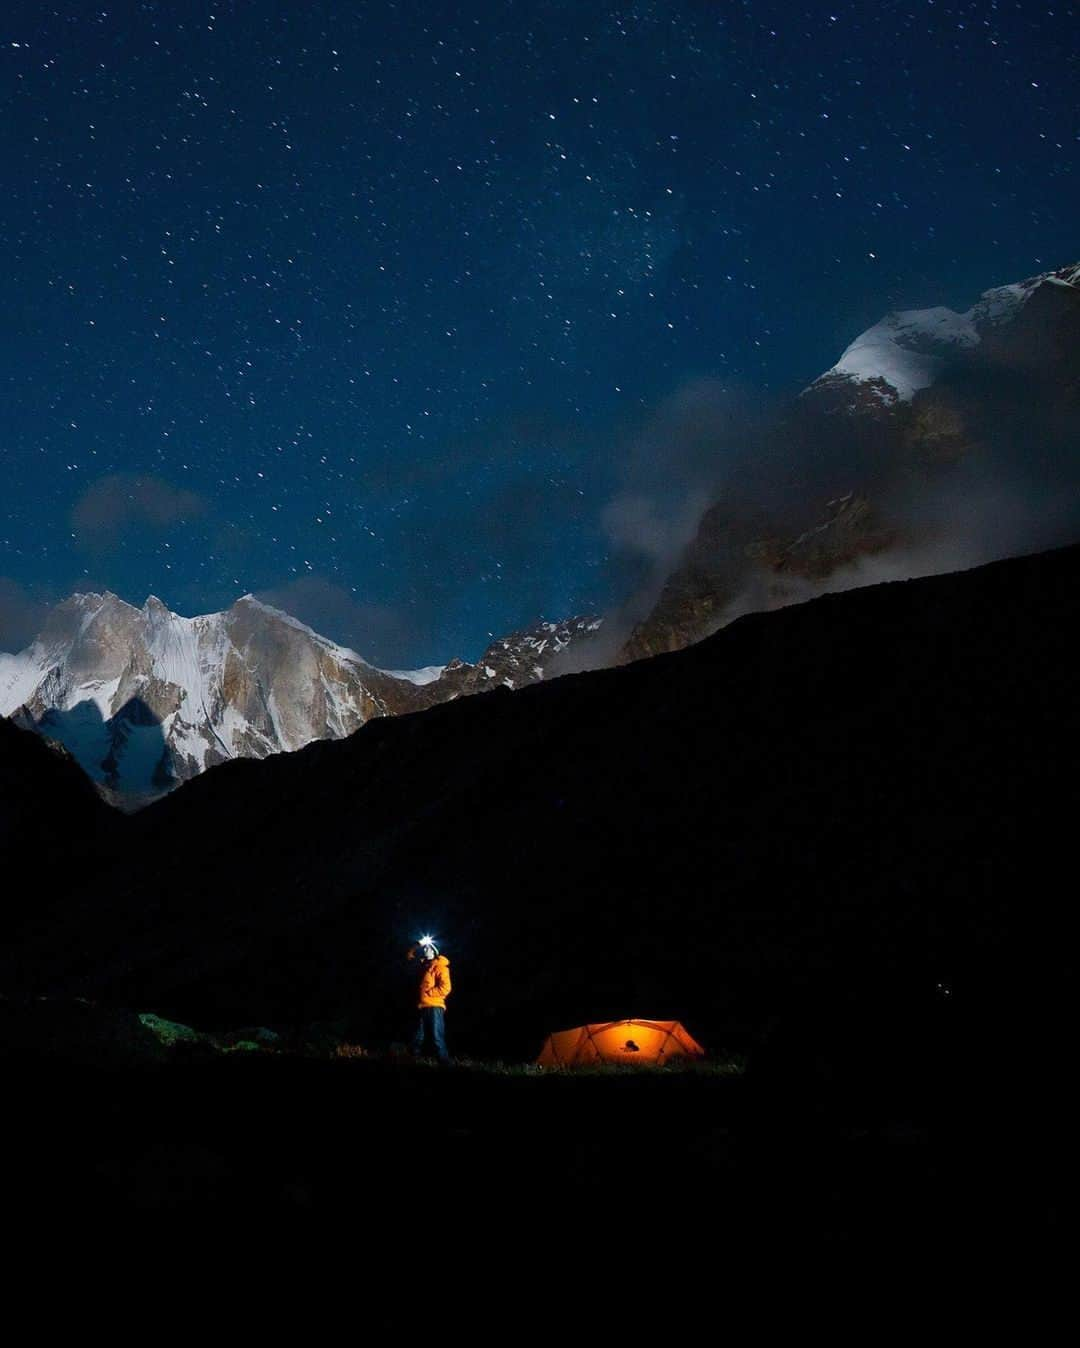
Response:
[[413, 1006, 448, 1060]]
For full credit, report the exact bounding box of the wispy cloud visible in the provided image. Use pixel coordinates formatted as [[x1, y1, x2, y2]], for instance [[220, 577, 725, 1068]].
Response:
[[71, 473, 206, 549], [0, 577, 48, 653]]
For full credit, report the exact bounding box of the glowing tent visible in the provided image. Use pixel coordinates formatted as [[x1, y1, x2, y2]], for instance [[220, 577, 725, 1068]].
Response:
[[536, 1019, 705, 1067]]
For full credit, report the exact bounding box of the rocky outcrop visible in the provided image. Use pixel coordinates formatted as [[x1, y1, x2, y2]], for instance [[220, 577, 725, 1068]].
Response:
[[412, 616, 604, 705]]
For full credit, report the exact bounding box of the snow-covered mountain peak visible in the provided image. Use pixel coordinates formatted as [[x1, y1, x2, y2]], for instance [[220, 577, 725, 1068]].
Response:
[[77, 589, 131, 614], [226, 593, 378, 671], [0, 591, 415, 796], [809, 261, 1078, 406], [1, 590, 608, 801], [231, 592, 335, 638], [827, 305, 979, 403]]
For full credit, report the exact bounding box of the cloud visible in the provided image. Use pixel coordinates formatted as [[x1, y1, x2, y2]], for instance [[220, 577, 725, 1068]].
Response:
[[601, 489, 711, 571], [0, 578, 48, 653], [72, 474, 206, 548], [254, 576, 421, 669], [589, 379, 770, 642]]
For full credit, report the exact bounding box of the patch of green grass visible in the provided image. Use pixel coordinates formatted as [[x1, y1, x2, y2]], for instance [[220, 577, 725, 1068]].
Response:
[[137, 1012, 203, 1048]]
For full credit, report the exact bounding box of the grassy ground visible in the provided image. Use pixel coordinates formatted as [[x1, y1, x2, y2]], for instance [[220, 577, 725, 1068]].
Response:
[[1, 1049, 943, 1236], [3, 1038, 1069, 1324], [4, 987, 1068, 1261]]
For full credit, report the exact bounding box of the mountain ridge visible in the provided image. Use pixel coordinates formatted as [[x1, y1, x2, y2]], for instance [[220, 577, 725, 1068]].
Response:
[[4, 257, 1076, 791], [0, 589, 602, 797]]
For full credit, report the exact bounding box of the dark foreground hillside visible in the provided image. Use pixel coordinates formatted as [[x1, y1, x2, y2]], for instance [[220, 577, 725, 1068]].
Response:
[[0, 718, 119, 862], [1, 545, 1076, 1252], [4, 544, 1077, 1070]]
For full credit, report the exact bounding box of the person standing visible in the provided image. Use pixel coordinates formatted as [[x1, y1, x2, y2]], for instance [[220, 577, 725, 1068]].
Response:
[[408, 936, 451, 1062]]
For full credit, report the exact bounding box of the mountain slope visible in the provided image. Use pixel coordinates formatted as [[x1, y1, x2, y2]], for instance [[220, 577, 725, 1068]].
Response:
[[6, 544, 1076, 1057], [0, 715, 116, 847], [403, 615, 605, 708], [0, 592, 424, 795], [810, 263, 1077, 405], [0, 716, 120, 939], [624, 259, 1080, 660], [0, 593, 602, 797]]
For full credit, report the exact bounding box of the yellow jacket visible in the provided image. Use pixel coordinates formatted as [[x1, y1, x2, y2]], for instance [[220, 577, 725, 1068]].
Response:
[[416, 954, 452, 1009]]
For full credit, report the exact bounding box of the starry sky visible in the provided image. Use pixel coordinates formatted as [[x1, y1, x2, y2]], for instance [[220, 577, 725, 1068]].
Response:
[[1, 0, 1077, 665]]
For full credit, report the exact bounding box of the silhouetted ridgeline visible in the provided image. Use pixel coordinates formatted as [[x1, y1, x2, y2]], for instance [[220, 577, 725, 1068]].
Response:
[[0, 717, 120, 937], [2, 544, 1077, 1063]]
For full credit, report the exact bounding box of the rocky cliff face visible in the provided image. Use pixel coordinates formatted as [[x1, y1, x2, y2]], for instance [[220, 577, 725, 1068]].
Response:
[[0, 593, 602, 799], [623, 260, 1080, 662]]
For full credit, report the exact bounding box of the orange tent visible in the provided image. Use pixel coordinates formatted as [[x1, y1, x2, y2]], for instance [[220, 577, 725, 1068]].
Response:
[[536, 1019, 704, 1067]]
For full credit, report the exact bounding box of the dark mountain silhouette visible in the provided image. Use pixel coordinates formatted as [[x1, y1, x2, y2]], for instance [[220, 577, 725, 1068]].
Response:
[[0, 716, 120, 939], [4, 543, 1076, 1068], [0, 715, 117, 850]]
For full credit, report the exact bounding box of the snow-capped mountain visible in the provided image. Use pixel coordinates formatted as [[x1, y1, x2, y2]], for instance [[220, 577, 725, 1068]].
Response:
[[623, 259, 1080, 661], [809, 261, 1080, 406], [0, 592, 416, 796], [0, 592, 603, 799]]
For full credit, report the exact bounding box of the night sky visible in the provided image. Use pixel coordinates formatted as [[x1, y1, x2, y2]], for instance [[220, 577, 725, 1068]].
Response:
[[1, 0, 1077, 666]]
